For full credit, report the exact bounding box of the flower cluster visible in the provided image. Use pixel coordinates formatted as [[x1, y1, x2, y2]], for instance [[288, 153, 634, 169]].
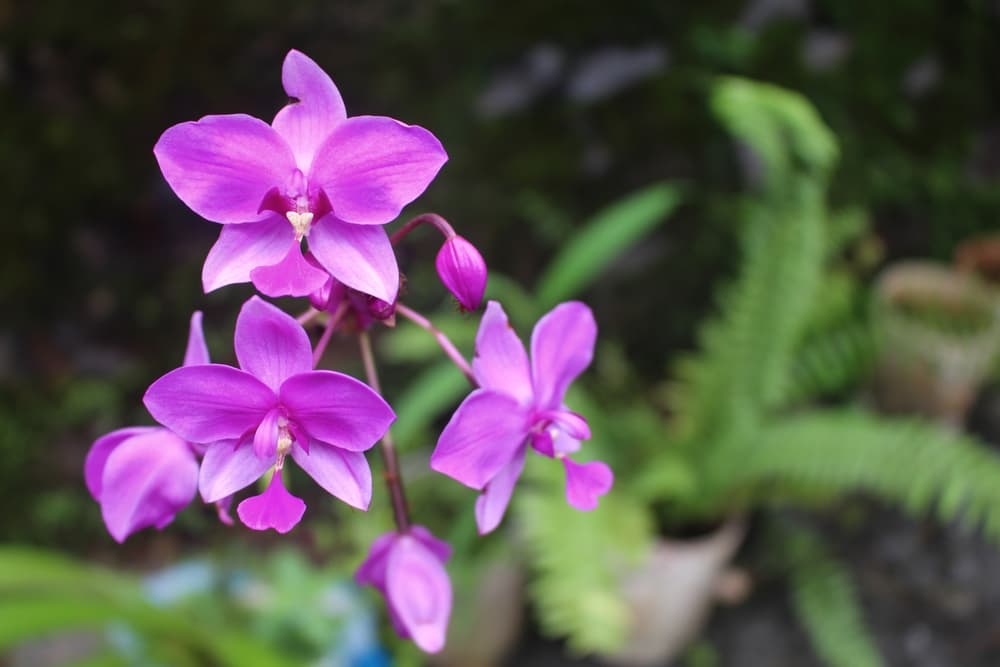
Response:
[[85, 49, 610, 654]]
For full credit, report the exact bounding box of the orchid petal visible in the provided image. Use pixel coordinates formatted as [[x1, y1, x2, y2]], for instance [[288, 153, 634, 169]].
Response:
[[291, 441, 372, 510], [355, 532, 397, 588], [309, 115, 447, 225], [154, 114, 295, 223], [474, 445, 527, 535], [253, 408, 282, 460], [202, 217, 295, 293], [472, 301, 533, 404], [280, 370, 394, 451], [530, 301, 597, 409], [199, 440, 273, 503], [99, 430, 199, 543], [235, 297, 313, 390], [144, 365, 276, 443], [386, 536, 452, 653], [183, 311, 210, 366], [249, 241, 330, 298], [430, 389, 528, 489], [307, 219, 399, 302], [236, 473, 306, 533], [272, 50, 347, 169], [563, 458, 613, 511], [85, 426, 160, 500]]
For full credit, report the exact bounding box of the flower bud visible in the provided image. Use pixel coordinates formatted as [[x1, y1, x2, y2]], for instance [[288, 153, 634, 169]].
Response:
[[356, 526, 453, 653], [435, 236, 487, 311]]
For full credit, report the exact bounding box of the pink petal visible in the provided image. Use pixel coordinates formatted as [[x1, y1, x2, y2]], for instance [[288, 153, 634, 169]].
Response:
[[183, 311, 210, 366], [236, 473, 306, 533], [472, 301, 533, 404], [154, 114, 295, 224], [386, 535, 452, 653], [249, 242, 330, 298], [144, 365, 276, 443], [253, 408, 282, 460], [409, 525, 453, 563], [235, 296, 313, 390], [291, 441, 372, 510], [85, 426, 159, 499], [202, 216, 295, 293], [355, 532, 398, 588], [280, 370, 394, 452], [474, 446, 527, 535], [530, 301, 597, 409], [435, 235, 487, 311], [430, 389, 528, 490], [308, 115, 447, 225], [307, 219, 399, 303], [563, 458, 613, 511], [271, 50, 347, 170], [199, 440, 274, 503], [99, 430, 199, 543]]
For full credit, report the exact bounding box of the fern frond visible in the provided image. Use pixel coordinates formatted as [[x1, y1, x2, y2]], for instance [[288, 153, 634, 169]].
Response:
[[701, 410, 1000, 542], [785, 319, 877, 403], [779, 524, 883, 667], [515, 458, 653, 654]]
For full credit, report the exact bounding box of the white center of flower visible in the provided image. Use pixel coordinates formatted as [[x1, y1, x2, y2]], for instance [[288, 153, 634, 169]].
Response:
[[286, 211, 314, 241]]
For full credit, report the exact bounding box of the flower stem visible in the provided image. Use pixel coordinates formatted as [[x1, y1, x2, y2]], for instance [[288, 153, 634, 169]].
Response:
[[395, 303, 476, 386], [359, 330, 411, 533], [312, 301, 349, 368], [390, 212, 456, 246], [297, 306, 320, 326]]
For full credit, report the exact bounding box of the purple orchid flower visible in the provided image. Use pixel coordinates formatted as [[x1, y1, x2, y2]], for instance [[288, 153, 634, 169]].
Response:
[[143, 296, 395, 533], [154, 49, 447, 303], [435, 235, 488, 312], [356, 525, 452, 653], [431, 301, 613, 534], [84, 312, 210, 543]]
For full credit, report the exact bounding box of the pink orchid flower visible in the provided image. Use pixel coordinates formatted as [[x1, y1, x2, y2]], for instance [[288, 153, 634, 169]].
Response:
[[154, 49, 447, 303], [143, 296, 395, 533], [431, 301, 613, 534]]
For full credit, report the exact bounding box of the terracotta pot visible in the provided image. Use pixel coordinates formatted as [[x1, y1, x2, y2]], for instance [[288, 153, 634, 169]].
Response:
[[601, 518, 747, 667], [871, 261, 1000, 425]]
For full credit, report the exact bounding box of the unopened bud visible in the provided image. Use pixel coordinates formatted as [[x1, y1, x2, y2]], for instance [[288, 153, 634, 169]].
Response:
[[435, 236, 487, 311]]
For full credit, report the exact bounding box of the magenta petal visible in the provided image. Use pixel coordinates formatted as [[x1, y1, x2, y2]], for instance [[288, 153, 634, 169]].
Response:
[[99, 430, 199, 543], [234, 297, 313, 390], [236, 474, 306, 533], [272, 50, 347, 169], [563, 458, 613, 511], [144, 364, 276, 442], [474, 445, 527, 535], [202, 217, 295, 293], [253, 408, 282, 460], [309, 115, 447, 225], [85, 426, 159, 499], [430, 389, 528, 489], [183, 311, 210, 366], [199, 440, 274, 503], [472, 301, 533, 404], [154, 114, 295, 224], [308, 220, 399, 303], [409, 525, 453, 563], [250, 242, 330, 298], [530, 301, 597, 409], [291, 441, 372, 510], [355, 532, 398, 588], [385, 535, 452, 653], [280, 370, 394, 452]]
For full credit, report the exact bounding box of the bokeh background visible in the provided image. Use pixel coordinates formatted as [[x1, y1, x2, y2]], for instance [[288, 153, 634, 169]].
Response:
[[5, 1, 1000, 666]]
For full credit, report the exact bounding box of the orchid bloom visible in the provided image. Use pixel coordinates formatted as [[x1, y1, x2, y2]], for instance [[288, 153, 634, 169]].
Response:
[[431, 301, 613, 534], [143, 296, 395, 533], [84, 312, 210, 542], [154, 49, 447, 303], [356, 526, 452, 653]]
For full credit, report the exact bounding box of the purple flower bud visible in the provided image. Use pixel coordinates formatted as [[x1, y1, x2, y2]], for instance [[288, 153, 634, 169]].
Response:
[[356, 526, 453, 653], [435, 236, 487, 311]]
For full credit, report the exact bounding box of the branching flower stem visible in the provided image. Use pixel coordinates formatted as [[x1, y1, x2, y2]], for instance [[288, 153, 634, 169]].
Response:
[[359, 330, 411, 533], [396, 304, 476, 386], [311, 301, 349, 368], [390, 212, 456, 246]]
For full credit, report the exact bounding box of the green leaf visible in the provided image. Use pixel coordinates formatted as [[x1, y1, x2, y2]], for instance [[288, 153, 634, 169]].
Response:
[[535, 183, 684, 307]]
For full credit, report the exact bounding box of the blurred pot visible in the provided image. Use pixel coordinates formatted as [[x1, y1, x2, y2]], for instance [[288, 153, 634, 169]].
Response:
[[601, 517, 747, 667], [871, 261, 1000, 425], [955, 233, 1000, 286]]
